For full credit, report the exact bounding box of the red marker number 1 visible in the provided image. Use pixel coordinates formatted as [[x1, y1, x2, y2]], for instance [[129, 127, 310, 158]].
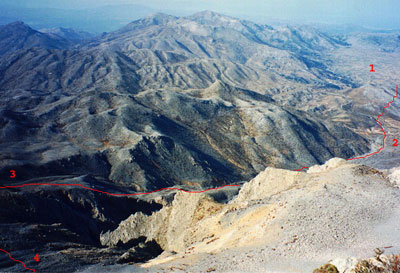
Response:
[[370, 64, 375, 72], [9, 170, 15, 178]]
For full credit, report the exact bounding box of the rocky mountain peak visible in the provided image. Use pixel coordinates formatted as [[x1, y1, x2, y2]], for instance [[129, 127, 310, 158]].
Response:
[[0, 21, 75, 55], [114, 12, 178, 34], [3, 21, 28, 27], [144, 12, 178, 24], [1, 9, 400, 273], [0, 21, 36, 34], [190, 10, 227, 18], [188, 10, 241, 25]]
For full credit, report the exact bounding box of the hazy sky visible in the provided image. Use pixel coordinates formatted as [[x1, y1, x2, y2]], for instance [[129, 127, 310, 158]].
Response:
[[2, 0, 400, 29]]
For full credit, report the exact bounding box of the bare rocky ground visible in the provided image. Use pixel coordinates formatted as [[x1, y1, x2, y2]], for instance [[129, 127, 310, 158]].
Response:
[[3, 11, 400, 192], [1, 11, 400, 273], [112, 158, 399, 273], [2, 157, 399, 273]]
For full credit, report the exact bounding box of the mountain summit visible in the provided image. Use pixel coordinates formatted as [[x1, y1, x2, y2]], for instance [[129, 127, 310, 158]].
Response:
[[0, 21, 73, 55], [0, 10, 400, 273], [188, 10, 238, 22], [0, 13, 387, 193]]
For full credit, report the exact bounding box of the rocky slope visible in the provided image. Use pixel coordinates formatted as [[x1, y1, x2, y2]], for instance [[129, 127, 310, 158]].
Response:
[[40, 28, 94, 43], [1, 158, 399, 272], [1, 11, 400, 272], [1, 12, 391, 192], [100, 158, 400, 272], [0, 22, 74, 56], [0, 175, 164, 272]]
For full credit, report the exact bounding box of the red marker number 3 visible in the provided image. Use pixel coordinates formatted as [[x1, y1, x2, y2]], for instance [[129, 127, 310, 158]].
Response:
[[9, 170, 15, 178]]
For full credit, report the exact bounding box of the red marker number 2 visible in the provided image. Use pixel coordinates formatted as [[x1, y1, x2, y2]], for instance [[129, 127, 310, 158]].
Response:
[[9, 170, 15, 178], [394, 139, 399, 147], [370, 64, 375, 72]]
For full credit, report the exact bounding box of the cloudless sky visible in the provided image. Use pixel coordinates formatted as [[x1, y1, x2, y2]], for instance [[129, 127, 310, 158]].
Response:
[[2, 0, 400, 29]]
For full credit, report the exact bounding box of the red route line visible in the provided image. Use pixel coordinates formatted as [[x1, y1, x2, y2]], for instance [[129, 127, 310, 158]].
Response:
[[0, 183, 239, 273], [0, 85, 398, 272], [0, 248, 36, 273], [0, 183, 242, 196], [294, 85, 399, 171], [293, 166, 309, 172]]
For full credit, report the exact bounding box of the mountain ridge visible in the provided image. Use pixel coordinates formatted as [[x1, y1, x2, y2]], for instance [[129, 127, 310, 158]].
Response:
[[1, 11, 400, 273], [1, 12, 398, 191], [0, 21, 74, 55]]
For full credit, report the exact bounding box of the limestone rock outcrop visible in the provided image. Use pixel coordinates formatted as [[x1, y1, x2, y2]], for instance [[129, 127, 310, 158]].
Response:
[[100, 158, 400, 273]]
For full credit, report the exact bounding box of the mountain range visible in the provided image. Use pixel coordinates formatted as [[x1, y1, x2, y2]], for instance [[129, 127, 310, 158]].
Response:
[[0, 12, 384, 191], [0, 11, 400, 272]]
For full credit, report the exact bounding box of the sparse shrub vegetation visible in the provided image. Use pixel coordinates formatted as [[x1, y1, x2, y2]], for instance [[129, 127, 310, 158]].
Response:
[[353, 250, 400, 273], [313, 249, 400, 273], [313, 263, 339, 273]]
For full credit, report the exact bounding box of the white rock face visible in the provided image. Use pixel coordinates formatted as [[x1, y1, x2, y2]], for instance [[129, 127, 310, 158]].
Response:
[[307, 157, 348, 173], [101, 160, 400, 272], [388, 167, 400, 187], [180, 21, 209, 36], [330, 257, 359, 273], [233, 167, 308, 203]]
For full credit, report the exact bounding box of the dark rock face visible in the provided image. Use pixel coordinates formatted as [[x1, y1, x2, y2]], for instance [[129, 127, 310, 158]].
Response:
[[0, 82, 369, 190], [115, 239, 163, 264], [0, 176, 163, 272], [0, 13, 374, 191]]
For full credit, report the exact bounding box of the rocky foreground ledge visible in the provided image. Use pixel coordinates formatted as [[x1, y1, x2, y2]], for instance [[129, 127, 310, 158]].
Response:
[[100, 158, 400, 272]]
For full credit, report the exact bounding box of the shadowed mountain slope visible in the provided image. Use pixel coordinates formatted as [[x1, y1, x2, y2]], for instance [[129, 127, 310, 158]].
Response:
[[1, 12, 398, 191], [1, 11, 400, 273], [0, 21, 74, 55]]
